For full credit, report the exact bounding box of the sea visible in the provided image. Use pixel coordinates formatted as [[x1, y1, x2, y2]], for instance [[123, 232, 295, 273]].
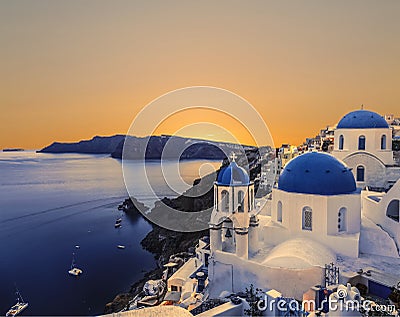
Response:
[[0, 151, 221, 316]]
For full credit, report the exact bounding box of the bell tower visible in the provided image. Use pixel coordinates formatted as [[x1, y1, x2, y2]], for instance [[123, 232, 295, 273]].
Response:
[[209, 153, 258, 259]]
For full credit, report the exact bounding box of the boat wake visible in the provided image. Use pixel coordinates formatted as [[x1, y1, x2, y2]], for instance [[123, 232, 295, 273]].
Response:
[[0, 196, 127, 225]]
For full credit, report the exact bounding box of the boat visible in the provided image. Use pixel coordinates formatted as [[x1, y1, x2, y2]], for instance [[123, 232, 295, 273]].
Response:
[[115, 216, 122, 228], [68, 253, 83, 276], [6, 288, 28, 317], [117, 245, 126, 249]]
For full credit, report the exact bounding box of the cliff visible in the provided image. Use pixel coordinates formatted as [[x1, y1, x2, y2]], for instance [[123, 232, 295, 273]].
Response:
[[111, 134, 255, 160], [38, 135, 125, 154], [38, 134, 255, 160]]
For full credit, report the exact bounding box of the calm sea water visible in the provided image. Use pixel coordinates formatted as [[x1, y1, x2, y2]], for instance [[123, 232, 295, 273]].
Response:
[[0, 151, 221, 315]]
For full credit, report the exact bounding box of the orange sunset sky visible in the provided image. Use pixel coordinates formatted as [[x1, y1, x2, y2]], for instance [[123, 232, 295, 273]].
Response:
[[1, 0, 399, 149]]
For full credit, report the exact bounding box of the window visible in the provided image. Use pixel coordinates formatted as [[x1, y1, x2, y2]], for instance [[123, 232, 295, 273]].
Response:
[[277, 201, 282, 222], [339, 135, 344, 150], [386, 200, 399, 222], [358, 135, 366, 150], [302, 206, 312, 231], [381, 135, 387, 150], [338, 207, 347, 232], [356, 166, 365, 182], [171, 285, 178, 292], [238, 191, 244, 212], [221, 190, 229, 212]]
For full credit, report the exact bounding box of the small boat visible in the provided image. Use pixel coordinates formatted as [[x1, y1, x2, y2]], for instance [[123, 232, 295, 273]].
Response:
[[68, 253, 83, 276], [115, 216, 122, 228], [117, 245, 126, 249], [6, 288, 28, 317]]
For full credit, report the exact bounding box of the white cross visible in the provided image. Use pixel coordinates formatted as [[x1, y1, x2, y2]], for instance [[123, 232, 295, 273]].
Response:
[[230, 152, 237, 162]]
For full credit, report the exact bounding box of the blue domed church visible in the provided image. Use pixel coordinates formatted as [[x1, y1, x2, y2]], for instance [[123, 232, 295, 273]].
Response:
[[268, 152, 361, 257], [208, 152, 364, 300], [332, 109, 397, 189], [331, 109, 400, 261]]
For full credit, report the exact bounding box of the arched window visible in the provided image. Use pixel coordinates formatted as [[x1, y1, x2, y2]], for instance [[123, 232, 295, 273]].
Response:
[[302, 206, 312, 231], [338, 207, 347, 232], [358, 135, 366, 150], [277, 201, 282, 222], [339, 135, 344, 150], [238, 190, 244, 212], [221, 190, 229, 212], [381, 135, 387, 150], [356, 166, 365, 182], [386, 200, 399, 222]]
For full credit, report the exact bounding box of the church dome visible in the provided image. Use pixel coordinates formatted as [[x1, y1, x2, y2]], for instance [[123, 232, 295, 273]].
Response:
[[217, 161, 250, 186], [337, 110, 389, 129], [278, 152, 356, 195]]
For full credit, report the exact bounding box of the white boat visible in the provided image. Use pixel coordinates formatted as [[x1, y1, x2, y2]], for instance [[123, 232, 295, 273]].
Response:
[[117, 245, 126, 249], [115, 216, 122, 228], [6, 289, 28, 317], [68, 253, 83, 276]]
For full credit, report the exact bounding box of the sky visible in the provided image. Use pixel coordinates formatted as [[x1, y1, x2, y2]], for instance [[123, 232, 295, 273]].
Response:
[[1, 0, 399, 149]]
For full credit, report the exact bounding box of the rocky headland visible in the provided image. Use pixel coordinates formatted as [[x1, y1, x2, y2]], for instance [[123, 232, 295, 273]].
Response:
[[38, 135, 126, 154], [38, 134, 257, 161]]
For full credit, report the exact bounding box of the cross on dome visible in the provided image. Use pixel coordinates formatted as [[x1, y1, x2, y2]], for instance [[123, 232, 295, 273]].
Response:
[[230, 152, 237, 162]]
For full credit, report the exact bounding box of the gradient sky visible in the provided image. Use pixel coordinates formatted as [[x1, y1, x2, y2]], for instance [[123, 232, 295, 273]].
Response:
[[1, 0, 399, 149]]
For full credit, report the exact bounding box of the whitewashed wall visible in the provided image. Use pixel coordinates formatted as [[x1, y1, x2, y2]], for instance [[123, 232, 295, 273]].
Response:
[[332, 128, 393, 165], [208, 251, 324, 301]]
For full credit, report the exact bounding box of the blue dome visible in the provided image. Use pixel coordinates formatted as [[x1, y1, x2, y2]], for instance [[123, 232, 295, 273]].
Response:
[[278, 152, 356, 195], [337, 110, 389, 129], [217, 161, 250, 186]]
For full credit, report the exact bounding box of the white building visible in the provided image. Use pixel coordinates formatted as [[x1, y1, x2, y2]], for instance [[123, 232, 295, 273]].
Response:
[[331, 109, 400, 190], [207, 149, 399, 302], [207, 153, 364, 300], [330, 109, 400, 249], [267, 152, 361, 258]]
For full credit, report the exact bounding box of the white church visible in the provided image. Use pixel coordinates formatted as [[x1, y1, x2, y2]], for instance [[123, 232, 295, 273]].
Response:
[[204, 109, 400, 301]]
